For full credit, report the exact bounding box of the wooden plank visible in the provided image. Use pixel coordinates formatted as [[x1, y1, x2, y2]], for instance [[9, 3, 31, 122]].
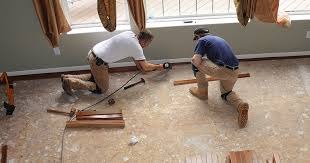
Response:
[[47, 109, 70, 116], [272, 153, 280, 163], [76, 108, 122, 116], [196, 155, 202, 163], [228, 151, 237, 163], [66, 120, 125, 128], [201, 154, 207, 163], [173, 73, 250, 86], [1, 145, 7, 163], [211, 152, 219, 163], [186, 156, 192, 163], [76, 114, 123, 120], [229, 150, 255, 163], [207, 152, 212, 163]]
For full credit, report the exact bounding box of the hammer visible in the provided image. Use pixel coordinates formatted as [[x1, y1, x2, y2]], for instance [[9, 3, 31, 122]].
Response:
[[124, 78, 145, 90]]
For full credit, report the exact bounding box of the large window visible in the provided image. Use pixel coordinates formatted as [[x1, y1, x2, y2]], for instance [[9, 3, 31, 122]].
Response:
[[66, 0, 129, 26], [65, 0, 310, 27], [145, 0, 236, 19]]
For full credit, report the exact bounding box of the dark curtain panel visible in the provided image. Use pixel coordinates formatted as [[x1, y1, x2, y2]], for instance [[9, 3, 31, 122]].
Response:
[[33, 0, 71, 48], [127, 0, 146, 31], [98, 0, 116, 32]]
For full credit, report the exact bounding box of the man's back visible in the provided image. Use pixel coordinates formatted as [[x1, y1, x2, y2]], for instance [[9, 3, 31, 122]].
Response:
[[195, 35, 239, 67], [93, 31, 145, 63]]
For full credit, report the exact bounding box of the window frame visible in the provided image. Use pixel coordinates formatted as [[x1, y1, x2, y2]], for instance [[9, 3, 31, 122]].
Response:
[[63, 0, 310, 31]]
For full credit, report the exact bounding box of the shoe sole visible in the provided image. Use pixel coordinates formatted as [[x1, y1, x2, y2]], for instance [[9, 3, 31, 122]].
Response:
[[238, 103, 249, 128], [62, 80, 73, 96]]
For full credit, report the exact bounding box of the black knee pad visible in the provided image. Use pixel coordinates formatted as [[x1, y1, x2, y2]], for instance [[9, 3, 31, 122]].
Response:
[[88, 73, 102, 94], [191, 64, 199, 77], [221, 91, 232, 101]]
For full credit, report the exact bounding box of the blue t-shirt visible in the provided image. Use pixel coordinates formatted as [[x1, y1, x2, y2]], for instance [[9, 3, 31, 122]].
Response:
[[194, 35, 239, 67]]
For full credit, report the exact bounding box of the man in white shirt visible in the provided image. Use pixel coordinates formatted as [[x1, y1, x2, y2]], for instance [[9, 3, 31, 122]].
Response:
[[61, 30, 163, 95]]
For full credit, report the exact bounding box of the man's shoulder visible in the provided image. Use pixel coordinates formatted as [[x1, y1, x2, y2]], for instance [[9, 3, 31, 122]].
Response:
[[119, 31, 135, 36]]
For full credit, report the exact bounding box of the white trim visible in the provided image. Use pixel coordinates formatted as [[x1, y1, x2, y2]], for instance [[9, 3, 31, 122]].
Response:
[[7, 65, 90, 76], [6, 51, 310, 76], [68, 13, 310, 35], [236, 51, 310, 59]]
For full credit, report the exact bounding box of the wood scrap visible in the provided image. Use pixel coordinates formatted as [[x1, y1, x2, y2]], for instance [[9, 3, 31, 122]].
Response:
[[66, 120, 125, 128], [272, 153, 281, 163], [227, 150, 255, 163], [185, 152, 220, 163], [1, 145, 7, 163], [76, 108, 122, 116], [47, 109, 71, 116], [186, 151, 280, 163], [266, 153, 281, 163], [76, 114, 123, 120], [47, 108, 76, 117], [173, 73, 250, 86]]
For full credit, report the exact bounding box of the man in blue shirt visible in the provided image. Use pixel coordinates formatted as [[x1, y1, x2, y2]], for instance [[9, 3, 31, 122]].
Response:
[[190, 28, 249, 128]]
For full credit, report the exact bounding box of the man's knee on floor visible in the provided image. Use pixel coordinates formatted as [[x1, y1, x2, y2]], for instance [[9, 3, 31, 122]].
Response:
[[90, 85, 102, 94], [221, 90, 232, 101]]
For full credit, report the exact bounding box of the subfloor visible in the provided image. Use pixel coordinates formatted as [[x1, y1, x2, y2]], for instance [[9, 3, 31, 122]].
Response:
[[1, 58, 310, 162]]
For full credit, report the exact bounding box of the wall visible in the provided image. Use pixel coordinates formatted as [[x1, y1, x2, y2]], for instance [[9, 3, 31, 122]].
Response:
[[0, 1, 309, 72]]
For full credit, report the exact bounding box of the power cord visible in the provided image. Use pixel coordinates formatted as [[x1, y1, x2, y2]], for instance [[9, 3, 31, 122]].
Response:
[[60, 71, 141, 162]]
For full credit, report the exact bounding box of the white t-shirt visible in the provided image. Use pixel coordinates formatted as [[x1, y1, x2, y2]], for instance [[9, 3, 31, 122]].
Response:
[[92, 31, 146, 63]]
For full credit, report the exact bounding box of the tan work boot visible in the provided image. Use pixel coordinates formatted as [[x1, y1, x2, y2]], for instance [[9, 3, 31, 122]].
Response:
[[189, 87, 208, 100], [237, 102, 249, 128], [189, 72, 208, 100], [62, 78, 73, 96], [67, 78, 97, 91]]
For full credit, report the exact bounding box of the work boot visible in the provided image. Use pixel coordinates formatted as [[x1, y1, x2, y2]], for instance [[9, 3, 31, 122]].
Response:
[[237, 102, 249, 128], [62, 78, 73, 96], [60, 74, 66, 82], [225, 91, 249, 128], [66, 78, 97, 91], [61, 74, 91, 82], [189, 72, 208, 100]]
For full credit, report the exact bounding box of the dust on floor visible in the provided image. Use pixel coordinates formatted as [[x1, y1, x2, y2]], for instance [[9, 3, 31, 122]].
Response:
[[1, 58, 310, 162]]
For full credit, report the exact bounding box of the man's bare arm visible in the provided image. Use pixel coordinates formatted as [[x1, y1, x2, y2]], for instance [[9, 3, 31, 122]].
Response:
[[133, 59, 146, 73], [135, 60, 163, 72], [191, 54, 203, 67]]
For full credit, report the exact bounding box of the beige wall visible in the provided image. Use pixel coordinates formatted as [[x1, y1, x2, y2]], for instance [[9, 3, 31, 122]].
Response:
[[0, 1, 309, 72]]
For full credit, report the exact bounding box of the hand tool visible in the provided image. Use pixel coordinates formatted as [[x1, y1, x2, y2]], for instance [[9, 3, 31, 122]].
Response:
[[163, 62, 172, 69], [47, 108, 77, 117], [124, 78, 145, 90]]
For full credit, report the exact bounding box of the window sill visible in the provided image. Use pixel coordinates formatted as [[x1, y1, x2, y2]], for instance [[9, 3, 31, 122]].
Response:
[[147, 15, 239, 28], [67, 24, 131, 35], [67, 14, 310, 35]]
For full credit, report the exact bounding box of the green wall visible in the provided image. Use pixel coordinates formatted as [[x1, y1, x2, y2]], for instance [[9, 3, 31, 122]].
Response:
[[0, 1, 309, 72]]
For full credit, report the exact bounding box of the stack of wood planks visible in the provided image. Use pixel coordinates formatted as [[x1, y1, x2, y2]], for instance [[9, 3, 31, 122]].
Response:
[[185, 150, 281, 163], [66, 108, 125, 128]]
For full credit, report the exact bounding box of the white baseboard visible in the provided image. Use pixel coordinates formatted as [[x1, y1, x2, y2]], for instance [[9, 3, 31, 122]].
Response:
[[236, 51, 310, 59], [7, 51, 310, 76]]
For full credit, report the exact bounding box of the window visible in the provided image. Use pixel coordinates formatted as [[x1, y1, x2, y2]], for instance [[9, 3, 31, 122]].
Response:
[[66, 0, 129, 26], [145, 0, 236, 19], [65, 0, 310, 27], [279, 0, 310, 14]]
